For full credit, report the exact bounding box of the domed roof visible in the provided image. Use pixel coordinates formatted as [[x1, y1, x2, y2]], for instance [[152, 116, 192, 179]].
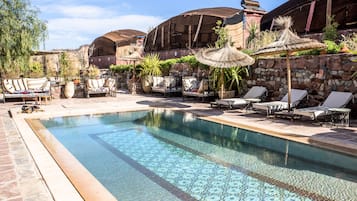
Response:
[[90, 29, 146, 56]]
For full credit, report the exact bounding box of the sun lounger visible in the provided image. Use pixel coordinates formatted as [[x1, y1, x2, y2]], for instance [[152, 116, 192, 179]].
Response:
[[252, 89, 308, 116], [182, 76, 215, 101], [151, 76, 182, 96], [293, 91, 353, 123], [212, 86, 267, 109]]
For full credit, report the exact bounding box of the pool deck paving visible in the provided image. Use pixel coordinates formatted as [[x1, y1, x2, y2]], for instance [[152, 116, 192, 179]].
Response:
[[1, 93, 356, 201]]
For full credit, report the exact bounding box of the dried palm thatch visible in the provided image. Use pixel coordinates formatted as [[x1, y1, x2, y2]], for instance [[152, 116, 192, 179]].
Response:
[[253, 16, 326, 111], [195, 42, 255, 99], [121, 51, 143, 61], [253, 16, 326, 56], [195, 43, 255, 68]]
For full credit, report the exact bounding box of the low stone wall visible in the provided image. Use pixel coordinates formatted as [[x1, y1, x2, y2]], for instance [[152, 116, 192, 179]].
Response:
[[247, 53, 356, 116]]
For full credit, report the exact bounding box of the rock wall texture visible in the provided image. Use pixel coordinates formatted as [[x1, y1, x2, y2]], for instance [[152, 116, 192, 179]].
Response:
[[247, 53, 356, 115], [248, 54, 357, 101]]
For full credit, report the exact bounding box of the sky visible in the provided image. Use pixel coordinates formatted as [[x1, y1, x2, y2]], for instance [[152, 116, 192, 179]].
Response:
[[31, 0, 287, 51]]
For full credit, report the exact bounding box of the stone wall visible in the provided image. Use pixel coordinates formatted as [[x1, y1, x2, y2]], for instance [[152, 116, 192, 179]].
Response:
[[30, 45, 89, 76], [247, 53, 356, 112]]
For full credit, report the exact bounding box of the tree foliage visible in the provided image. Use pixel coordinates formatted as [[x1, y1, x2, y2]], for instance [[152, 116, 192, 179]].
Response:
[[212, 20, 228, 48], [0, 0, 47, 77], [139, 54, 162, 77], [59, 52, 78, 81], [323, 16, 339, 41]]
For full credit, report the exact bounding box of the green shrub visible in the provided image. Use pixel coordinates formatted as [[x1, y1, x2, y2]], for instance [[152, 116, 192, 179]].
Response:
[[340, 33, 357, 52], [27, 61, 44, 77], [323, 16, 339, 41], [324, 40, 341, 54], [160, 58, 178, 72], [296, 49, 321, 56], [110, 64, 133, 73], [139, 54, 162, 77], [241, 49, 254, 55]]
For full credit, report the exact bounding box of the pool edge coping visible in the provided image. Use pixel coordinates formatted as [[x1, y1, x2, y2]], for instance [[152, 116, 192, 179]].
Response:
[[10, 105, 357, 201], [10, 105, 151, 201]]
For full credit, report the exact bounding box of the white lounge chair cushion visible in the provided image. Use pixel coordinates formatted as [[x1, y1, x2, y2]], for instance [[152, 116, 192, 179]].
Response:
[[164, 76, 176, 88], [27, 77, 48, 91], [321, 91, 353, 108], [3, 79, 15, 93], [252, 89, 308, 114], [243, 86, 267, 99], [293, 106, 329, 120], [253, 101, 289, 111], [182, 76, 199, 91], [152, 76, 164, 88], [215, 86, 267, 107], [293, 91, 353, 120], [280, 89, 308, 107], [216, 98, 249, 106]]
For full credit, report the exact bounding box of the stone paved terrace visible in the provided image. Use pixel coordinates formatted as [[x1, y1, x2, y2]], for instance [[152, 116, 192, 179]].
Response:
[[1, 93, 356, 201]]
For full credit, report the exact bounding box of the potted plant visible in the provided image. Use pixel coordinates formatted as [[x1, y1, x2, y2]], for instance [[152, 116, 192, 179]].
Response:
[[59, 52, 78, 98], [139, 54, 162, 93], [211, 66, 249, 99], [83, 64, 100, 79]]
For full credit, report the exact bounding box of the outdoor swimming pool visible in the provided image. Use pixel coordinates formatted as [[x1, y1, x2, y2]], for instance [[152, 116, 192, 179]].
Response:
[[39, 109, 357, 201]]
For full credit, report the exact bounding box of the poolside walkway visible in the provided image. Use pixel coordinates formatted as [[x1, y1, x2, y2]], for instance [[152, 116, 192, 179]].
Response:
[[1, 93, 356, 201]]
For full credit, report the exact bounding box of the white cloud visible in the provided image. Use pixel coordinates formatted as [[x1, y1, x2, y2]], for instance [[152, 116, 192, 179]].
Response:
[[44, 15, 163, 50], [33, 2, 165, 50], [54, 5, 114, 18]]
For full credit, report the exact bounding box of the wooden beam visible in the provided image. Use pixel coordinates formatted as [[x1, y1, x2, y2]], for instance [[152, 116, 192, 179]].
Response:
[[305, 0, 316, 32], [168, 21, 171, 48], [193, 15, 204, 43], [188, 25, 192, 48], [152, 27, 158, 46], [161, 26, 164, 48], [326, 0, 332, 26]]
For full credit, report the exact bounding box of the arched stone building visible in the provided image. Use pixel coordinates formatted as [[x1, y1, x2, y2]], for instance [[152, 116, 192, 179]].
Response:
[[89, 29, 146, 68], [261, 0, 357, 34], [144, 5, 265, 60]]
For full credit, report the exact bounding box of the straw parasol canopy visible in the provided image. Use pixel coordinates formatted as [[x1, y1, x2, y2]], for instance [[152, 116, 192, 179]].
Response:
[[253, 16, 326, 111], [195, 42, 255, 98], [195, 42, 255, 68], [121, 51, 143, 94]]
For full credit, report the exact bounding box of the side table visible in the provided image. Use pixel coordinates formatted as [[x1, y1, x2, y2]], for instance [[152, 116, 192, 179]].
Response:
[[328, 108, 351, 127]]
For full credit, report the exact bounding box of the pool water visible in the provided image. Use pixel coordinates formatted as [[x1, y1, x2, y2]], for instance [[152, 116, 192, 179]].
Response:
[[41, 109, 357, 201]]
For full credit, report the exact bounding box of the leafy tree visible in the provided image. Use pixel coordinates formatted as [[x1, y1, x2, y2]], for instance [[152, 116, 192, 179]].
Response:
[[323, 16, 339, 41], [210, 20, 249, 94], [247, 22, 258, 48], [59, 52, 78, 81], [212, 20, 228, 48], [0, 0, 47, 77]]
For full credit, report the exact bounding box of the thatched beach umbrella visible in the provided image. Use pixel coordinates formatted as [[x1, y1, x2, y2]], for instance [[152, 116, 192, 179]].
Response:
[[253, 16, 326, 111], [195, 42, 255, 98], [121, 51, 143, 94]]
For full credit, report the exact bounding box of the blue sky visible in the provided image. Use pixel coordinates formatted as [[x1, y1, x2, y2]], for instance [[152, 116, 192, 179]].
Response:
[[31, 0, 287, 50]]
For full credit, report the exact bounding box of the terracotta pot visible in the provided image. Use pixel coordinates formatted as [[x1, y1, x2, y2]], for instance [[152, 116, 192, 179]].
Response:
[[141, 76, 153, 93], [73, 79, 80, 85]]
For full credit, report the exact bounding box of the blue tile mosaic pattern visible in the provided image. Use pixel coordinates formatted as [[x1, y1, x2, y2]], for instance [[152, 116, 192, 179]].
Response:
[[96, 129, 311, 201], [41, 109, 357, 201]]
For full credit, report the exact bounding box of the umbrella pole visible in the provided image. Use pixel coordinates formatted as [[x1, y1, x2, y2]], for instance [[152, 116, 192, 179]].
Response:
[[132, 61, 137, 95], [220, 70, 224, 99], [286, 53, 292, 112]]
